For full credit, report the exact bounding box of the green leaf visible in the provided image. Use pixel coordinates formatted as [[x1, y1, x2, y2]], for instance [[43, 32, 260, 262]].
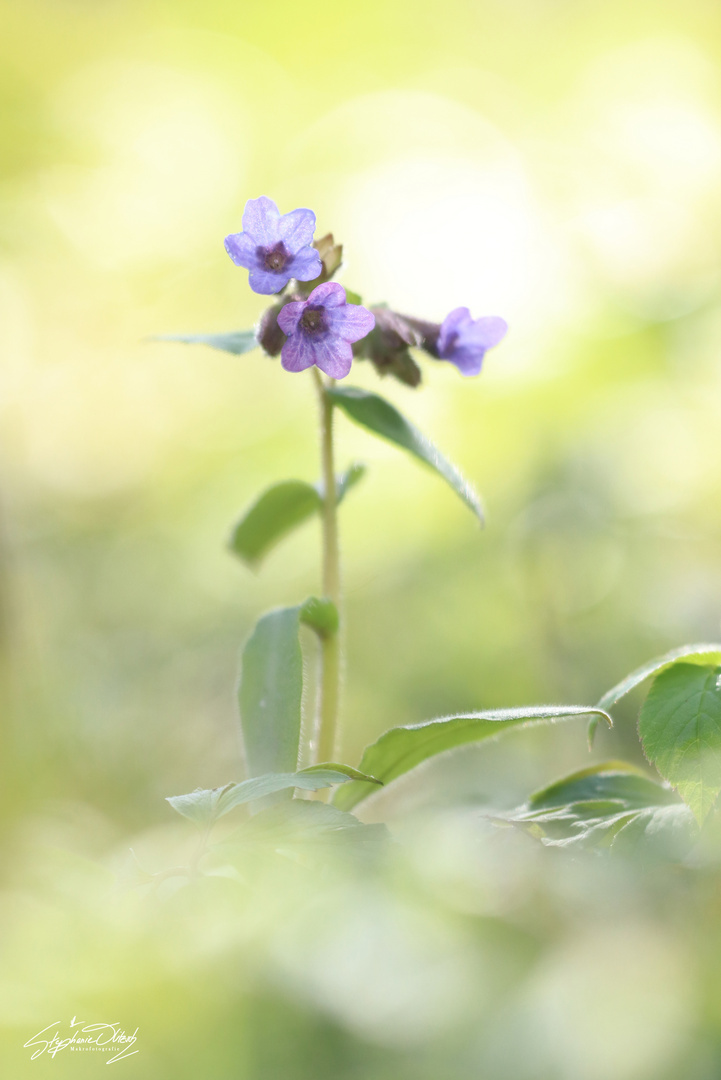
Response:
[[239, 607, 303, 779], [153, 330, 258, 355], [333, 705, 613, 811], [500, 762, 696, 860], [167, 765, 381, 826], [638, 663, 721, 823], [327, 385, 483, 521], [300, 597, 339, 638], [344, 289, 363, 306], [166, 786, 231, 826], [229, 464, 366, 568], [302, 762, 383, 784], [588, 642, 721, 747], [528, 761, 676, 812], [332, 461, 366, 503], [216, 767, 368, 817], [230, 481, 322, 567]]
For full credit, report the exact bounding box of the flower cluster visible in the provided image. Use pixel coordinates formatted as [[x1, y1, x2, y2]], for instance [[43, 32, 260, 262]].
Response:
[[225, 196, 508, 382]]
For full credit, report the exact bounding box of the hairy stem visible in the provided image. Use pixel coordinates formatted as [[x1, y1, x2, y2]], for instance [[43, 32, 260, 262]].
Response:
[[313, 368, 341, 764]]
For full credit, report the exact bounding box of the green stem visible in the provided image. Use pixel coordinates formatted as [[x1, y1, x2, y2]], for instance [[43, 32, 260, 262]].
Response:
[[313, 368, 341, 764]]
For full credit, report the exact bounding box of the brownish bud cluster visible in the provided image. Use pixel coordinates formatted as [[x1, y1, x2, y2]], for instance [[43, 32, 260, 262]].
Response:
[[353, 307, 424, 387]]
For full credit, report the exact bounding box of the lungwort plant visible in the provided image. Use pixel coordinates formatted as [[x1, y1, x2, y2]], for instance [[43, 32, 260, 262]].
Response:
[[157, 197, 721, 872]]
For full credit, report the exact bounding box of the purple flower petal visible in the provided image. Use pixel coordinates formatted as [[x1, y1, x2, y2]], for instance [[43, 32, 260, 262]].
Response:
[[275, 281, 374, 379], [436, 307, 508, 376], [437, 307, 472, 354], [276, 301, 305, 335], [224, 232, 258, 269], [329, 303, 375, 342], [278, 208, 317, 252], [248, 267, 291, 295], [281, 333, 319, 373], [313, 338, 354, 379], [307, 282, 347, 308], [289, 247, 323, 283], [447, 349, 485, 377], [242, 196, 280, 245], [462, 315, 508, 348]]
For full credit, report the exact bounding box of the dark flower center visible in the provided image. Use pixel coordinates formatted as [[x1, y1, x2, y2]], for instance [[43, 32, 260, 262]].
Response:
[[261, 242, 289, 272], [300, 307, 325, 334]]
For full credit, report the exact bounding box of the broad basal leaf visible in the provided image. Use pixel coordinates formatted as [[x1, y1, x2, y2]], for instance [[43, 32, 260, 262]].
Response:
[[239, 607, 303, 779], [154, 330, 258, 355], [638, 663, 721, 823], [588, 642, 721, 746], [327, 384, 483, 521], [333, 705, 612, 811]]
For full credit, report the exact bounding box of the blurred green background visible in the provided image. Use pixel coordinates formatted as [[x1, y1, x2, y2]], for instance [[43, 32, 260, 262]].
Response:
[[2, 1, 721, 1074], [3, 0, 721, 823]]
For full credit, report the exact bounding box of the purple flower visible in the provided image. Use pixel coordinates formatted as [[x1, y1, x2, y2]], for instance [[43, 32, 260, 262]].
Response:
[[437, 308, 508, 376], [224, 197, 323, 295], [277, 283, 375, 379]]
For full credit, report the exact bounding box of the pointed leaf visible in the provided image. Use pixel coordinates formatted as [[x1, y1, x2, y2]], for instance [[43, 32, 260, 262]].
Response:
[[331, 461, 367, 503], [638, 663, 721, 823], [230, 465, 367, 568], [327, 385, 483, 521], [167, 765, 381, 826], [154, 330, 258, 355], [239, 607, 303, 779], [215, 767, 368, 817], [230, 481, 322, 567], [166, 786, 230, 826], [333, 705, 612, 811], [302, 762, 382, 784], [588, 642, 721, 746]]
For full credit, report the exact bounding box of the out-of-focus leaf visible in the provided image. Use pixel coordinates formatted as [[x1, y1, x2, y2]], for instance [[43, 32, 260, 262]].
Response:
[[334, 706, 613, 811], [327, 385, 483, 521], [225, 799, 388, 848], [230, 482, 322, 567], [153, 330, 258, 355], [329, 461, 366, 503], [500, 762, 696, 861], [638, 663, 721, 823], [239, 607, 303, 780], [528, 761, 676, 811], [229, 464, 366, 568], [589, 642, 721, 746], [166, 786, 231, 826]]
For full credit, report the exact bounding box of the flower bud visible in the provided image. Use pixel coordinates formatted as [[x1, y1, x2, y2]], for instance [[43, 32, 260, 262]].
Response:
[[256, 302, 287, 356], [353, 307, 423, 387], [313, 233, 343, 280]]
